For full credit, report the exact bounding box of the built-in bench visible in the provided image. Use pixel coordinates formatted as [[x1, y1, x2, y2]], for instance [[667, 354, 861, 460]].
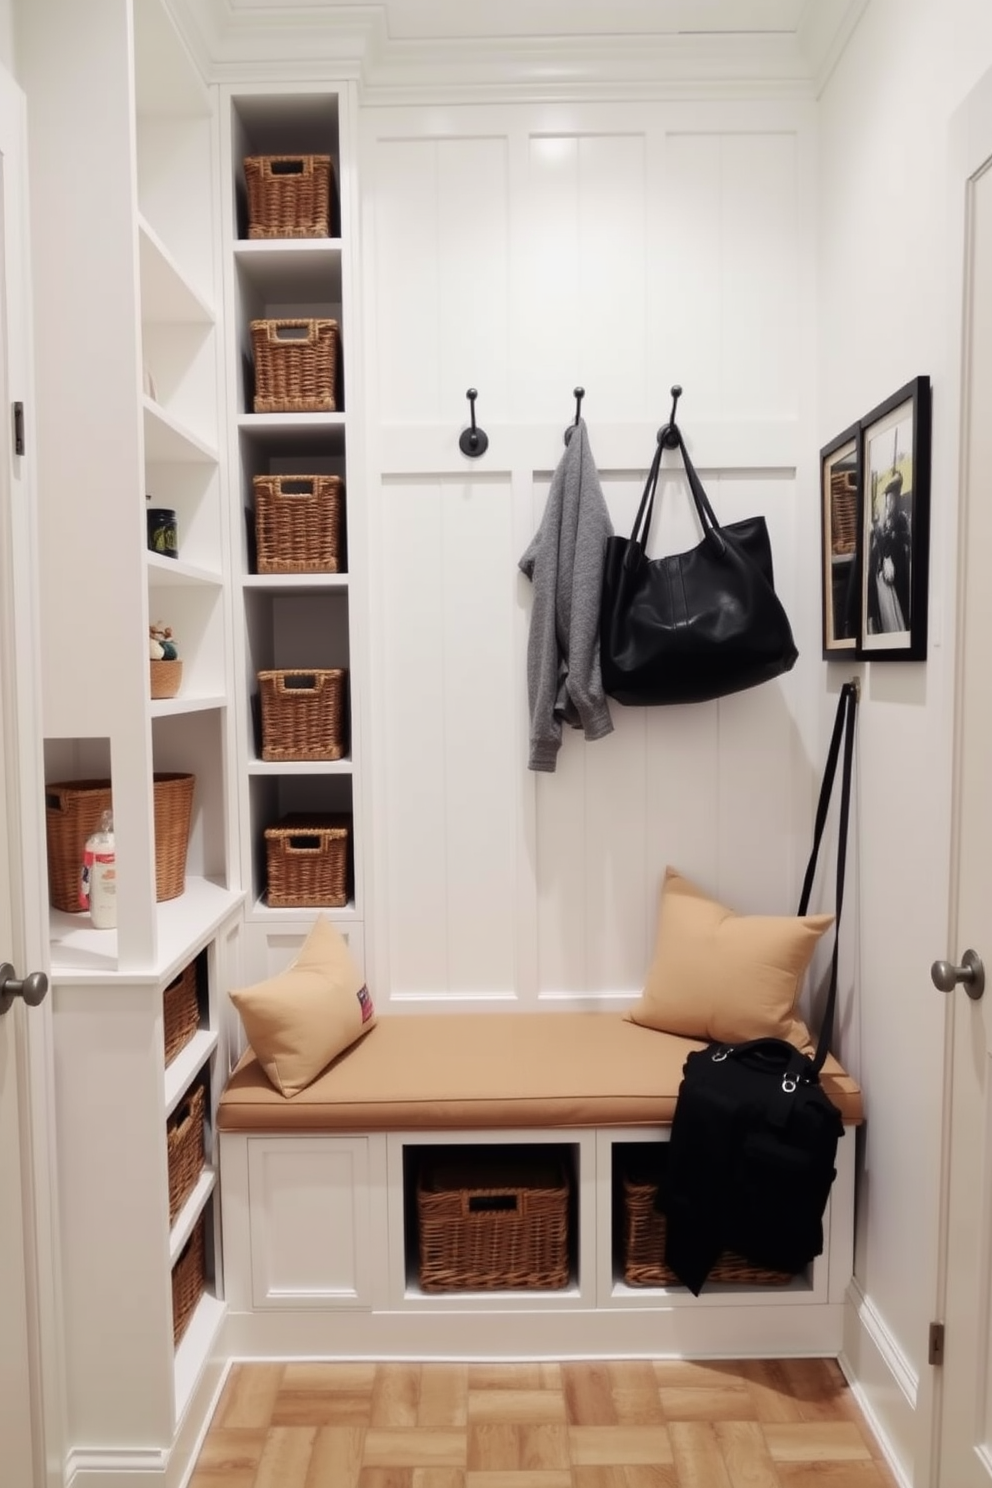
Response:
[[217, 1011, 864, 1360]]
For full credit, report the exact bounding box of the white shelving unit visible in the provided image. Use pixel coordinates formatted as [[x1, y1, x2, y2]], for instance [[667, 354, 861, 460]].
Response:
[[19, 0, 243, 1469], [220, 84, 366, 976]]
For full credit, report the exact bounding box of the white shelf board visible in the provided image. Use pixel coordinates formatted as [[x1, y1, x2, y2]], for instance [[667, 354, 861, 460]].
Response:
[[242, 573, 349, 592], [146, 552, 223, 587], [234, 239, 343, 301], [170, 1168, 218, 1264], [174, 1291, 225, 1428], [249, 896, 359, 922], [150, 694, 229, 719], [144, 398, 218, 464], [139, 217, 214, 325], [247, 758, 353, 776], [50, 878, 244, 984], [164, 1030, 219, 1118], [237, 412, 346, 456]]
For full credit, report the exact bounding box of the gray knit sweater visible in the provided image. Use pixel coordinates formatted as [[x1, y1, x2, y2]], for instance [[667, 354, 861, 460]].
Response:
[[518, 419, 614, 771]]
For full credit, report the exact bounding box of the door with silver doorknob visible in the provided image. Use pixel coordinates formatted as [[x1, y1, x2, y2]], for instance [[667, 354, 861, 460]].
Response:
[[931, 951, 985, 1000], [0, 964, 48, 1017]]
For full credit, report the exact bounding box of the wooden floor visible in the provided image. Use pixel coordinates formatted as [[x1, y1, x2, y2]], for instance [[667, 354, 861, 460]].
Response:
[[189, 1357, 900, 1487]]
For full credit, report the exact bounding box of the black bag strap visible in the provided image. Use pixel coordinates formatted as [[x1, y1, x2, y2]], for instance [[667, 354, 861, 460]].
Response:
[[797, 681, 859, 1074], [628, 422, 727, 558]]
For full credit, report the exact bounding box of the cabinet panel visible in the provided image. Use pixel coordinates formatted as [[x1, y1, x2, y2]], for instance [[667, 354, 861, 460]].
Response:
[[248, 1136, 371, 1308]]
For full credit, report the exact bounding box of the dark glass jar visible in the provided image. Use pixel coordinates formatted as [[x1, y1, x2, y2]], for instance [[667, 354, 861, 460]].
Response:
[[147, 506, 178, 558]]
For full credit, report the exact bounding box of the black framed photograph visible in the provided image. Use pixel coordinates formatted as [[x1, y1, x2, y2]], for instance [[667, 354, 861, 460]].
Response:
[[858, 375, 932, 659], [820, 423, 862, 657]]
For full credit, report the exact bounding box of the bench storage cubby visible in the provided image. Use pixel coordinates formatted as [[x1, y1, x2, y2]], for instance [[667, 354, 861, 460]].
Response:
[[217, 1011, 863, 1360]]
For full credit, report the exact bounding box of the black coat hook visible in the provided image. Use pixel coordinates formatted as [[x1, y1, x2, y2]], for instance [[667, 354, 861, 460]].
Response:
[[564, 386, 585, 446], [657, 384, 683, 448], [459, 388, 489, 458]]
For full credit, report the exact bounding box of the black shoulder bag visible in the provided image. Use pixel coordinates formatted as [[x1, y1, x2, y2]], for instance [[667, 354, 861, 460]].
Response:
[[600, 422, 798, 706], [661, 681, 858, 1294]]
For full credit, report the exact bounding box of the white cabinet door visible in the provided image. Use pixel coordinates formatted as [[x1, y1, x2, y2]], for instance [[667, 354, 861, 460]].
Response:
[[248, 1136, 371, 1309]]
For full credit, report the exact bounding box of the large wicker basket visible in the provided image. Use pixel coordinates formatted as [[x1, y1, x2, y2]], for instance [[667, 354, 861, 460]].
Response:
[[251, 318, 338, 413], [417, 1155, 570, 1292], [163, 960, 199, 1068], [622, 1161, 796, 1288], [44, 773, 195, 912], [171, 1213, 206, 1348], [244, 154, 333, 239], [253, 473, 344, 574], [258, 669, 347, 762], [167, 1082, 205, 1225], [264, 814, 350, 908]]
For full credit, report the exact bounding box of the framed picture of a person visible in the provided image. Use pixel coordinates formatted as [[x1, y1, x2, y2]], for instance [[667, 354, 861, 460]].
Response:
[[820, 424, 862, 658], [858, 376, 932, 660]]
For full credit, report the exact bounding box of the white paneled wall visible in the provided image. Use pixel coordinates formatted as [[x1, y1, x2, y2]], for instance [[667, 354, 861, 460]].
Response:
[[362, 100, 819, 1008]]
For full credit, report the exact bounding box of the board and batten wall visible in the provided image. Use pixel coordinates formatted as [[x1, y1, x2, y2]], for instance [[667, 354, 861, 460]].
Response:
[[358, 100, 849, 1032]]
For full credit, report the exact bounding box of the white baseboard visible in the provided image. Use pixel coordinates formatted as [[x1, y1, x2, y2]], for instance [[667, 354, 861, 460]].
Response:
[[839, 1281, 918, 1488]]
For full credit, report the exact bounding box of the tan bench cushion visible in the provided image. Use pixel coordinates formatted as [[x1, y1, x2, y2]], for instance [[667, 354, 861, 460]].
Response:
[[217, 1011, 864, 1133]]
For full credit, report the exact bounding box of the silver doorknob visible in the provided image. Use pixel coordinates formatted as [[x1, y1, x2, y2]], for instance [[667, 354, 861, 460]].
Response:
[[931, 950, 985, 1000], [0, 962, 49, 1016]]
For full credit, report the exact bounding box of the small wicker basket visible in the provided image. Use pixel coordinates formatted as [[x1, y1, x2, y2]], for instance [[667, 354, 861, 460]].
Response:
[[171, 1214, 206, 1348], [167, 1082, 205, 1225], [417, 1156, 571, 1292], [44, 773, 195, 912], [251, 318, 338, 413], [150, 659, 183, 700], [253, 474, 344, 574], [264, 814, 350, 908], [830, 469, 858, 556], [622, 1164, 796, 1288], [244, 154, 333, 239], [258, 669, 347, 761], [163, 961, 199, 1068]]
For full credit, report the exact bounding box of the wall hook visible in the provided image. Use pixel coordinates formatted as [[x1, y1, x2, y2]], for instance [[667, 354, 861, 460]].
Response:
[[459, 388, 489, 458], [657, 383, 683, 449], [564, 386, 585, 445]]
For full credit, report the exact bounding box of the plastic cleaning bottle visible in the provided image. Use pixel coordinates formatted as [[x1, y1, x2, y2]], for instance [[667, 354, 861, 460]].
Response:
[[80, 810, 117, 929]]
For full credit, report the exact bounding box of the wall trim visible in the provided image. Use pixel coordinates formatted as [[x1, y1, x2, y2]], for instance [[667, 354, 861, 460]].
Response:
[[846, 1278, 919, 1408]]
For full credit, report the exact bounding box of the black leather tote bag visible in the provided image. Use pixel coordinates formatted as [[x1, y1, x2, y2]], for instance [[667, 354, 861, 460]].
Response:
[[600, 425, 798, 705]]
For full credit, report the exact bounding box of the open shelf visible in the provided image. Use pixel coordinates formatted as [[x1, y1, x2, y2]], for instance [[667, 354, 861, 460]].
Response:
[[49, 879, 244, 982]]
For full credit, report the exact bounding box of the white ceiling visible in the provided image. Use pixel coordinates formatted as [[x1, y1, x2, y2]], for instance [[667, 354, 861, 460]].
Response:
[[167, 0, 869, 95]]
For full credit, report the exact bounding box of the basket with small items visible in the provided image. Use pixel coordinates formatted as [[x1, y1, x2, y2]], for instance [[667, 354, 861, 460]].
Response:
[[149, 620, 182, 699], [251, 318, 339, 413], [244, 154, 333, 239]]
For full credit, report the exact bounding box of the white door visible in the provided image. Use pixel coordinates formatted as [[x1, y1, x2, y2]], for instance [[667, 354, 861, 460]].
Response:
[[0, 64, 58, 1488], [935, 68, 992, 1488]]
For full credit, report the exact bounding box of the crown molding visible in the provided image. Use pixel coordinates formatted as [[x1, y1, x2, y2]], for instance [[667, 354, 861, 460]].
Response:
[[164, 0, 869, 100]]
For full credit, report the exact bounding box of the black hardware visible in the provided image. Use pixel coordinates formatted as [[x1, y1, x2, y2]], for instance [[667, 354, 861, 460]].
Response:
[[657, 384, 683, 449], [458, 388, 489, 458], [13, 401, 24, 456], [564, 386, 585, 445], [928, 1321, 945, 1366]]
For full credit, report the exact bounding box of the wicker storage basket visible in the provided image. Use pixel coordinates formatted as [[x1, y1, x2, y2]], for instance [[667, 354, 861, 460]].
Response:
[[251, 318, 338, 413], [163, 961, 199, 1068], [258, 669, 347, 762], [167, 1082, 205, 1225], [264, 814, 350, 908], [150, 659, 183, 699], [622, 1162, 795, 1288], [171, 1213, 206, 1348], [253, 474, 344, 574], [45, 773, 195, 912], [417, 1155, 570, 1292], [244, 154, 333, 239]]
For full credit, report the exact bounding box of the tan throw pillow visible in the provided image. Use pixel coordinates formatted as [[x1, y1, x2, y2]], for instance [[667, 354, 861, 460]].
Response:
[[627, 867, 833, 1053], [229, 915, 376, 1096]]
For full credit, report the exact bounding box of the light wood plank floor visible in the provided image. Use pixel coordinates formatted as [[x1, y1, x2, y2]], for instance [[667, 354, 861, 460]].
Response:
[[189, 1358, 900, 1487]]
